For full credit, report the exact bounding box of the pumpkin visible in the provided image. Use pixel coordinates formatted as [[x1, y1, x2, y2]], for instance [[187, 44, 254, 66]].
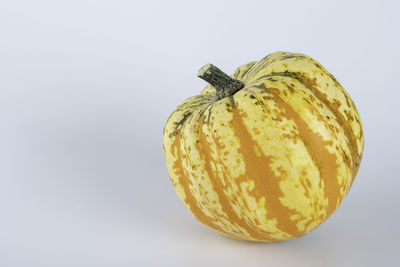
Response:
[[163, 51, 364, 242]]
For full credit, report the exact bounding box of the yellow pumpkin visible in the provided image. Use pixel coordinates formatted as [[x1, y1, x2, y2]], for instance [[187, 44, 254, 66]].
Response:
[[163, 51, 364, 242]]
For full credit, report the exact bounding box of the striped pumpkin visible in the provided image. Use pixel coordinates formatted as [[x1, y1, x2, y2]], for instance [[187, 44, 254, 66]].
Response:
[[163, 51, 364, 242]]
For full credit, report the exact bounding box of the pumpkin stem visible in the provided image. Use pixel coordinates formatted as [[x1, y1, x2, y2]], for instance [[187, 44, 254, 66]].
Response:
[[198, 63, 244, 100]]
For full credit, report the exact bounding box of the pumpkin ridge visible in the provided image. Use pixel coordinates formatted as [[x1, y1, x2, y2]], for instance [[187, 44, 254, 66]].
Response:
[[244, 52, 282, 78], [170, 134, 224, 232], [297, 76, 361, 184], [196, 114, 276, 241], [248, 84, 333, 230], [166, 95, 213, 137], [268, 87, 341, 220], [246, 52, 303, 79], [233, 61, 257, 81], [230, 97, 303, 239], [178, 109, 246, 237], [251, 70, 360, 184]]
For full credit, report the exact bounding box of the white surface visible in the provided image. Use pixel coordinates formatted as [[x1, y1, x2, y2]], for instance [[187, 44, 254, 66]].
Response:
[[1, 0, 399, 266]]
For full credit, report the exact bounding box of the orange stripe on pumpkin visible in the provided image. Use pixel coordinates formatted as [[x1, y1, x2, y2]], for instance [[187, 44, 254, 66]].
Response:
[[170, 134, 232, 236], [298, 76, 360, 185], [197, 114, 279, 241], [230, 99, 303, 239], [268, 88, 341, 219]]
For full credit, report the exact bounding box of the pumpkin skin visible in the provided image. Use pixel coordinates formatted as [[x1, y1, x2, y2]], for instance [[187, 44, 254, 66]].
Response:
[[163, 51, 364, 242]]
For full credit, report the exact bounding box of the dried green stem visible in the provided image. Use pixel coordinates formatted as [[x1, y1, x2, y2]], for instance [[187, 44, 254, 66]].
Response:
[[197, 63, 244, 100]]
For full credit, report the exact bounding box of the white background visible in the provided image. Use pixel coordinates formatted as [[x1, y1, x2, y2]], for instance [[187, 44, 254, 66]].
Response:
[[1, 0, 399, 266]]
